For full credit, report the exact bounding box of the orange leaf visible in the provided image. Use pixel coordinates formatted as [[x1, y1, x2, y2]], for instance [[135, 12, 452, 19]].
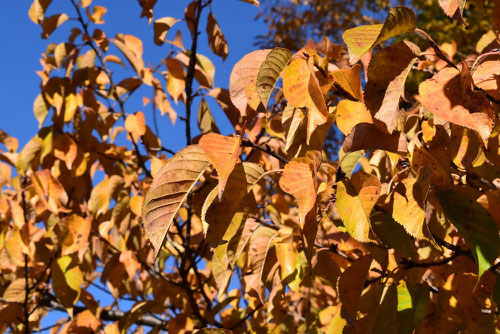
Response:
[[331, 64, 363, 101], [62, 214, 91, 256], [53, 134, 78, 169], [125, 111, 146, 140], [279, 157, 319, 223], [86, 5, 107, 24], [419, 65, 495, 143], [283, 57, 329, 143], [206, 12, 228, 60], [199, 133, 241, 199]]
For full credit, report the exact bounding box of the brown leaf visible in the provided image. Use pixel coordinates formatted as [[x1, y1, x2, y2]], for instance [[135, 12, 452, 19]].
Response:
[[40, 13, 68, 39], [153, 17, 179, 46], [206, 13, 229, 60], [343, 123, 408, 154], [364, 41, 419, 133], [338, 255, 373, 325], [165, 58, 185, 103], [142, 145, 210, 259]]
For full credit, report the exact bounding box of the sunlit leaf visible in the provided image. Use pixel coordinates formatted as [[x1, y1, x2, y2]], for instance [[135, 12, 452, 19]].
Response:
[[199, 133, 241, 199], [331, 64, 363, 101], [40, 13, 68, 39], [125, 111, 147, 140], [336, 171, 381, 242], [142, 145, 210, 259], [342, 6, 416, 64], [256, 47, 292, 107], [153, 17, 179, 46], [52, 255, 83, 313], [62, 214, 91, 256], [87, 5, 107, 24], [88, 175, 123, 216], [229, 49, 271, 116], [335, 99, 373, 136], [206, 13, 229, 60]]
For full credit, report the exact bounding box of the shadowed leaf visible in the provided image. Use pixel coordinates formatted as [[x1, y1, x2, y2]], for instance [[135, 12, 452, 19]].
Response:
[[256, 47, 293, 107]]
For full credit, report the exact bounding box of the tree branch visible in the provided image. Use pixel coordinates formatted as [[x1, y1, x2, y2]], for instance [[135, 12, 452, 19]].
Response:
[[241, 137, 289, 165]]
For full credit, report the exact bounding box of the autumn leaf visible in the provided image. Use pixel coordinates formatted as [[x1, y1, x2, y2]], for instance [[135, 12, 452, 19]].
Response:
[[343, 123, 408, 154], [342, 6, 416, 64], [283, 56, 329, 143], [436, 188, 500, 281], [52, 255, 83, 313], [438, 0, 467, 25], [62, 214, 91, 256], [41, 13, 68, 39], [202, 162, 263, 246], [142, 145, 210, 259], [88, 175, 123, 216], [206, 13, 229, 60], [364, 41, 419, 133], [335, 100, 373, 136], [198, 98, 219, 134], [165, 58, 185, 103], [336, 171, 381, 242], [229, 49, 271, 116], [256, 47, 293, 107], [112, 34, 145, 74], [199, 133, 241, 199], [153, 17, 179, 46], [338, 255, 373, 324], [331, 64, 363, 101], [279, 157, 319, 223], [87, 5, 107, 24], [125, 111, 147, 140], [419, 66, 495, 143]]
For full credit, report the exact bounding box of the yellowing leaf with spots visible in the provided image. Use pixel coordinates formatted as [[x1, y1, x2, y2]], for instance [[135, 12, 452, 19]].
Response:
[[335, 99, 373, 136]]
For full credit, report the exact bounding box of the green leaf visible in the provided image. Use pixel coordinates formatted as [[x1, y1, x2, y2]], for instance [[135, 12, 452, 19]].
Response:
[[142, 145, 210, 259], [436, 189, 500, 281], [256, 47, 292, 107], [342, 6, 416, 64]]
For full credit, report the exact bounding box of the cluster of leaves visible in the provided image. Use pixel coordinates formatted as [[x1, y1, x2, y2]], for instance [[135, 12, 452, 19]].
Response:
[[0, 0, 499, 333]]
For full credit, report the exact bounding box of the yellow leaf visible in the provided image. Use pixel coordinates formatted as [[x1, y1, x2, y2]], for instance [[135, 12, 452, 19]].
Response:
[[119, 250, 140, 278], [392, 177, 427, 239], [335, 100, 373, 136], [125, 111, 146, 140], [283, 57, 328, 143], [153, 17, 179, 46], [130, 195, 143, 216], [336, 171, 381, 242], [342, 6, 416, 64], [331, 64, 363, 101], [88, 175, 123, 216], [62, 214, 91, 256], [86, 5, 107, 24], [112, 34, 145, 74], [165, 58, 185, 103], [52, 255, 83, 312]]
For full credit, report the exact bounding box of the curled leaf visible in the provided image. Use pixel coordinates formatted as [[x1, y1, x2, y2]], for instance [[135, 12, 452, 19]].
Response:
[[256, 47, 293, 107]]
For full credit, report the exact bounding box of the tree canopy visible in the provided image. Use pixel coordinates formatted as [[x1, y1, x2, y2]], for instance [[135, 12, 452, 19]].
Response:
[[0, 0, 499, 333]]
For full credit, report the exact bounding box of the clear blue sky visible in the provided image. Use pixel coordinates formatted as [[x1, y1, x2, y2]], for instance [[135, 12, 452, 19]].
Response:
[[0, 0, 267, 330], [0, 0, 268, 152]]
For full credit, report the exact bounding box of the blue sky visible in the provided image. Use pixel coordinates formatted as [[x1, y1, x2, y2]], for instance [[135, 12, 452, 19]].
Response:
[[0, 0, 268, 330]]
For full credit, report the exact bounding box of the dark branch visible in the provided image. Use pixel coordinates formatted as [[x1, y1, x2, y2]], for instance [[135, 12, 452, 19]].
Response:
[[241, 137, 289, 165]]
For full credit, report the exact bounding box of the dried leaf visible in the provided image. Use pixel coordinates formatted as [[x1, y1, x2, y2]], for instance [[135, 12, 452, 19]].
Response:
[[142, 145, 209, 259], [343, 123, 408, 154], [331, 64, 363, 101], [41, 13, 68, 39], [87, 5, 107, 24], [364, 41, 419, 133], [206, 13, 229, 60]]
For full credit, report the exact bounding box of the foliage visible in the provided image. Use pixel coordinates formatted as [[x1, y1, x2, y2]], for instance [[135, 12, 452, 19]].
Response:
[[0, 0, 499, 333]]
